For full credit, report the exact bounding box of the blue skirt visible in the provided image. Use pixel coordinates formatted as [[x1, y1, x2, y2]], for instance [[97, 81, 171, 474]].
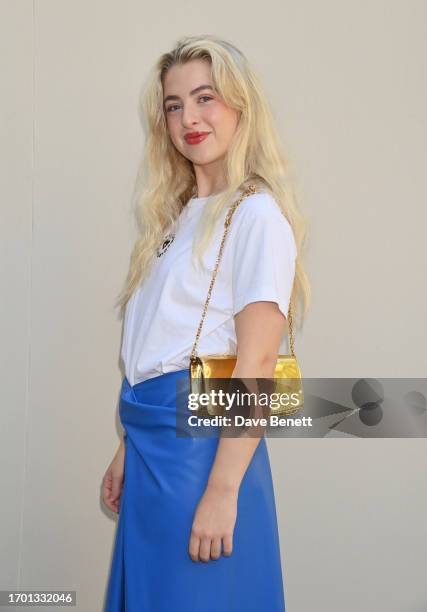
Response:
[[104, 369, 286, 611]]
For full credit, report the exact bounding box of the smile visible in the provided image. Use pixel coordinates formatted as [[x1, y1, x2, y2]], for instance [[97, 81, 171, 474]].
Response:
[[184, 132, 211, 145]]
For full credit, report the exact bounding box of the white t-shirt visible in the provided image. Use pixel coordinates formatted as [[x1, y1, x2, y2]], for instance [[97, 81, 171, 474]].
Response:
[[121, 190, 297, 387]]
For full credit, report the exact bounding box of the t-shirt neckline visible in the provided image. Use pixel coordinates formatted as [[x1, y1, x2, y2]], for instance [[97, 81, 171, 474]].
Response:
[[185, 189, 241, 210], [186, 195, 210, 209]]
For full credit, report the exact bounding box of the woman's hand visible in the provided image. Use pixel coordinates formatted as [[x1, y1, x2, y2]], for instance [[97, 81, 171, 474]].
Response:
[[188, 483, 238, 562], [102, 440, 126, 513]]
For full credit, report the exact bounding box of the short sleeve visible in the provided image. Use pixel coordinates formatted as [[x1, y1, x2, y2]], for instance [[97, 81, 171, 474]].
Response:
[[231, 193, 297, 319]]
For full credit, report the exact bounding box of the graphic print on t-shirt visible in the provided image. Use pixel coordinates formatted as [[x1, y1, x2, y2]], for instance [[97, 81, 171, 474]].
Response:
[[156, 232, 175, 257]]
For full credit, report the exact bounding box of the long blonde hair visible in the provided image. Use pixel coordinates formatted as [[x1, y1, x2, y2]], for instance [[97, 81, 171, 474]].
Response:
[[115, 34, 311, 332]]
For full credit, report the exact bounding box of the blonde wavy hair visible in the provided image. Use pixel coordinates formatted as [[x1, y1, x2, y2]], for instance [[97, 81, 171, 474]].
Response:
[[115, 34, 311, 333]]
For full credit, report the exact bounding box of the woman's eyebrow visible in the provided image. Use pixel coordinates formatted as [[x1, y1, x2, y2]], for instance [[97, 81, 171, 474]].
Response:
[[163, 84, 214, 105]]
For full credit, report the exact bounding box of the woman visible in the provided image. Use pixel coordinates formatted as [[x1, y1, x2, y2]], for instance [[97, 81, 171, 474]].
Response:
[[102, 34, 310, 612]]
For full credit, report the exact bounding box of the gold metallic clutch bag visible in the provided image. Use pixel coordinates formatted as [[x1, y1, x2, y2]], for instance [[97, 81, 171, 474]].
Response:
[[188, 184, 304, 417]]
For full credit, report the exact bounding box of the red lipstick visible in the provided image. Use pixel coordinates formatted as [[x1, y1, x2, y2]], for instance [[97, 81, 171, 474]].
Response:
[[184, 131, 211, 145]]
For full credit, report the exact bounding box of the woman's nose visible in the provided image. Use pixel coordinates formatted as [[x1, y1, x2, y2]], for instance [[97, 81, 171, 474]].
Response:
[[181, 104, 200, 127]]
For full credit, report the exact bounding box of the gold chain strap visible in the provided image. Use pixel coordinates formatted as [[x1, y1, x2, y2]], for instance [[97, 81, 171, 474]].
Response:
[[190, 184, 295, 360]]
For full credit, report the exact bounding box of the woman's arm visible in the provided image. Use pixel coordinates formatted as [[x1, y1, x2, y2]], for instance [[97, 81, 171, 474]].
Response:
[[188, 300, 286, 562], [206, 300, 286, 490]]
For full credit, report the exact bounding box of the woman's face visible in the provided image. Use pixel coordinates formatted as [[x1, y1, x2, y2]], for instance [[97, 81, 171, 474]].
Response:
[[162, 59, 240, 167]]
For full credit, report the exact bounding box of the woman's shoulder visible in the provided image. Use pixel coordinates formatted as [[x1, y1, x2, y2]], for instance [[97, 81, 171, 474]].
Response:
[[225, 188, 298, 276], [228, 189, 297, 259], [232, 189, 293, 233]]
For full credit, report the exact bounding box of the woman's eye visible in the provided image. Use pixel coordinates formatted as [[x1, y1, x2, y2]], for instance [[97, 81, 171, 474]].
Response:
[[165, 96, 212, 113]]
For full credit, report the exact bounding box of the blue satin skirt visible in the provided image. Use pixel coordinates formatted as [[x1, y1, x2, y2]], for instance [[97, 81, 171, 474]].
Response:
[[104, 369, 286, 611]]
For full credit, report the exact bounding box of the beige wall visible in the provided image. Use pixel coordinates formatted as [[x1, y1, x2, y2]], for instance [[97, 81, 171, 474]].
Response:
[[1, 1, 426, 611]]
